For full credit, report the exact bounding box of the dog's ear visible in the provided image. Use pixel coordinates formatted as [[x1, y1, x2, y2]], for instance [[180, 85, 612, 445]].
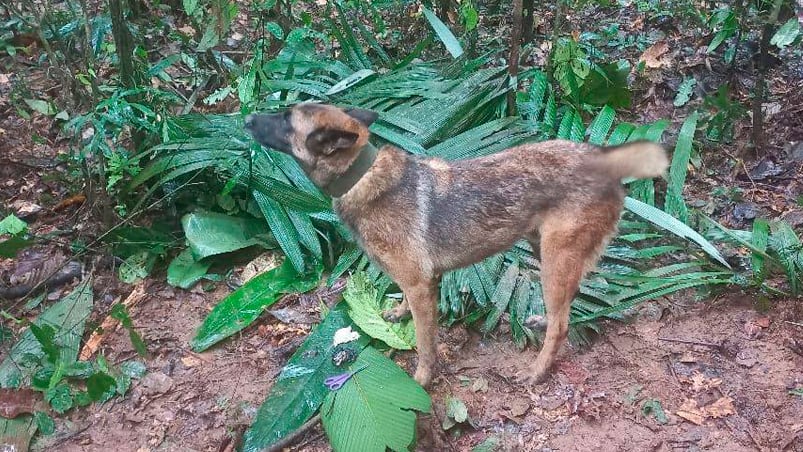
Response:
[[344, 108, 378, 127], [305, 128, 360, 155]]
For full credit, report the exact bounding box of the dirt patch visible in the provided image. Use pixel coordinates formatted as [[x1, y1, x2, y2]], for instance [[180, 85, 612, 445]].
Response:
[[34, 286, 802, 451]]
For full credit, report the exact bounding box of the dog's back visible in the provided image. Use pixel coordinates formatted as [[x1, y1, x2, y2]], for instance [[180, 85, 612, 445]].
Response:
[[337, 139, 666, 274]]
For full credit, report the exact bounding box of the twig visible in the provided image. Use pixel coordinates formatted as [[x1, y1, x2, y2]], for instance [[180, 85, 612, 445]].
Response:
[[784, 321, 803, 328], [79, 281, 147, 360], [658, 337, 722, 348], [265, 414, 321, 452]]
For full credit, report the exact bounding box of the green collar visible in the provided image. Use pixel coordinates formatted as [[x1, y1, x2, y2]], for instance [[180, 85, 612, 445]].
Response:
[[323, 143, 379, 198]]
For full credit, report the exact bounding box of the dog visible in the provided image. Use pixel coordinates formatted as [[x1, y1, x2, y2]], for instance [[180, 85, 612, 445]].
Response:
[[244, 103, 668, 387]]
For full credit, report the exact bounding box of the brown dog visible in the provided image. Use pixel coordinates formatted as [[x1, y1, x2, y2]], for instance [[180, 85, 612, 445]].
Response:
[[244, 103, 668, 387]]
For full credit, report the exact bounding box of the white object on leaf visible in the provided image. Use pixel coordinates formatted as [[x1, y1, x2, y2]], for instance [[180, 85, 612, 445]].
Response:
[[332, 326, 360, 346]]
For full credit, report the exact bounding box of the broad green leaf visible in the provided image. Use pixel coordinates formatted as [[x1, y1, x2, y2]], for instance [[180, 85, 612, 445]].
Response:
[[167, 248, 212, 289], [243, 304, 369, 452], [182, 211, 274, 260], [191, 259, 322, 352], [197, 23, 220, 52], [771, 18, 800, 49], [443, 396, 469, 429], [23, 99, 55, 115], [34, 412, 55, 436], [46, 383, 73, 413], [0, 416, 37, 451], [86, 372, 116, 402], [0, 214, 27, 235], [321, 346, 431, 452], [118, 250, 157, 284], [0, 236, 32, 258], [120, 361, 147, 378], [624, 197, 730, 268], [342, 272, 415, 350], [0, 278, 93, 388], [664, 112, 698, 223], [422, 7, 464, 58]]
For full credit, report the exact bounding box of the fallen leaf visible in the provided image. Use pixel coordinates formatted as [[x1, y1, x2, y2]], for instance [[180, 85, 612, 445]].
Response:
[[676, 396, 736, 425], [181, 356, 201, 368], [676, 399, 705, 425], [178, 25, 195, 36], [240, 252, 282, 283], [639, 41, 670, 68], [679, 351, 696, 363], [706, 396, 736, 418], [755, 317, 771, 328], [471, 376, 489, 393], [509, 400, 530, 417], [690, 373, 722, 392]]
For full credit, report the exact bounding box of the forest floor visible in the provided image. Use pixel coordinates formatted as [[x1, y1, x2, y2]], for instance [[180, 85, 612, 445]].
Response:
[[2, 1, 803, 451]]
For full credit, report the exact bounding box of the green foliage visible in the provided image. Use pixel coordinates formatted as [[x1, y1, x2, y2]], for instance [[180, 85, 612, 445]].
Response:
[[242, 304, 369, 452], [422, 7, 464, 58], [641, 399, 668, 424], [665, 113, 699, 223], [191, 259, 322, 352], [110, 304, 147, 356], [181, 211, 276, 260], [342, 272, 415, 350], [771, 18, 801, 49], [702, 84, 747, 142], [321, 346, 431, 452], [442, 395, 470, 429], [673, 78, 696, 107], [0, 214, 31, 258], [0, 279, 143, 415], [552, 37, 591, 101], [167, 248, 213, 289]]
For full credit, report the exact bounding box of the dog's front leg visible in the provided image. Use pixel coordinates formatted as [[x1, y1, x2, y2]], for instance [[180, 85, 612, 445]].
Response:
[[402, 279, 439, 387]]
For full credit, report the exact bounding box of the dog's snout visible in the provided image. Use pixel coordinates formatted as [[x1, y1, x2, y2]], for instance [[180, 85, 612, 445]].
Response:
[[244, 114, 255, 129]]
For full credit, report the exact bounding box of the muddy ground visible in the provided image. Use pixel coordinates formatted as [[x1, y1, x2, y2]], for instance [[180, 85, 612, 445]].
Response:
[[27, 280, 803, 452]]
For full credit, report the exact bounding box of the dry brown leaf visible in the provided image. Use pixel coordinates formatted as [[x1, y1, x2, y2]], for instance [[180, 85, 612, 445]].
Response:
[[707, 396, 736, 418], [676, 399, 705, 425], [676, 396, 736, 425], [690, 372, 722, 392], [639, 41, 670, 68], [755, 317, 771, 328]]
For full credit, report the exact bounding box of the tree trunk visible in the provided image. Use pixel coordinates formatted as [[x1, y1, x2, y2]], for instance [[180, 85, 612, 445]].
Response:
[[507, 0, 524, 114], [522, 0, 535, 44]]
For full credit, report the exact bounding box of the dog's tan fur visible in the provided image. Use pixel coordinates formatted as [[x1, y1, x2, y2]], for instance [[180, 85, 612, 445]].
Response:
[[245, 103, 669, 386]]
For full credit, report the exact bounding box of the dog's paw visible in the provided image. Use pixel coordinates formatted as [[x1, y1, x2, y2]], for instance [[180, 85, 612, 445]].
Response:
[[523, 314, 547, 331], [515, 365, 550, 386], [382, 305, 411, 323]]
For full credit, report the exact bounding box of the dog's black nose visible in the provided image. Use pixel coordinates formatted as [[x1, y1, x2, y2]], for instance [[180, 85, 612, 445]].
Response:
[[244, 114, 255, 129]]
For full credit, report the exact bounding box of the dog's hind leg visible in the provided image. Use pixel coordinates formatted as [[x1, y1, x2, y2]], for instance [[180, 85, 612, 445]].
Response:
[[524, 211, 616, 384]]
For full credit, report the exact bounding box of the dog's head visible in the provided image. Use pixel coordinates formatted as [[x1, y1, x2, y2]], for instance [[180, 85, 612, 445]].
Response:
[[244, 103, 378, 175]]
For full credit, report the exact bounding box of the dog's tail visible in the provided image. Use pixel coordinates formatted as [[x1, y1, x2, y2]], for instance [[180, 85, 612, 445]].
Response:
[[596, 141, 669, 179]]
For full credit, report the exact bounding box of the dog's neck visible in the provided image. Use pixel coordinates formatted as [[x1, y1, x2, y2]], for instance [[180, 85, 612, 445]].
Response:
[[323, 142, 379, 198]]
